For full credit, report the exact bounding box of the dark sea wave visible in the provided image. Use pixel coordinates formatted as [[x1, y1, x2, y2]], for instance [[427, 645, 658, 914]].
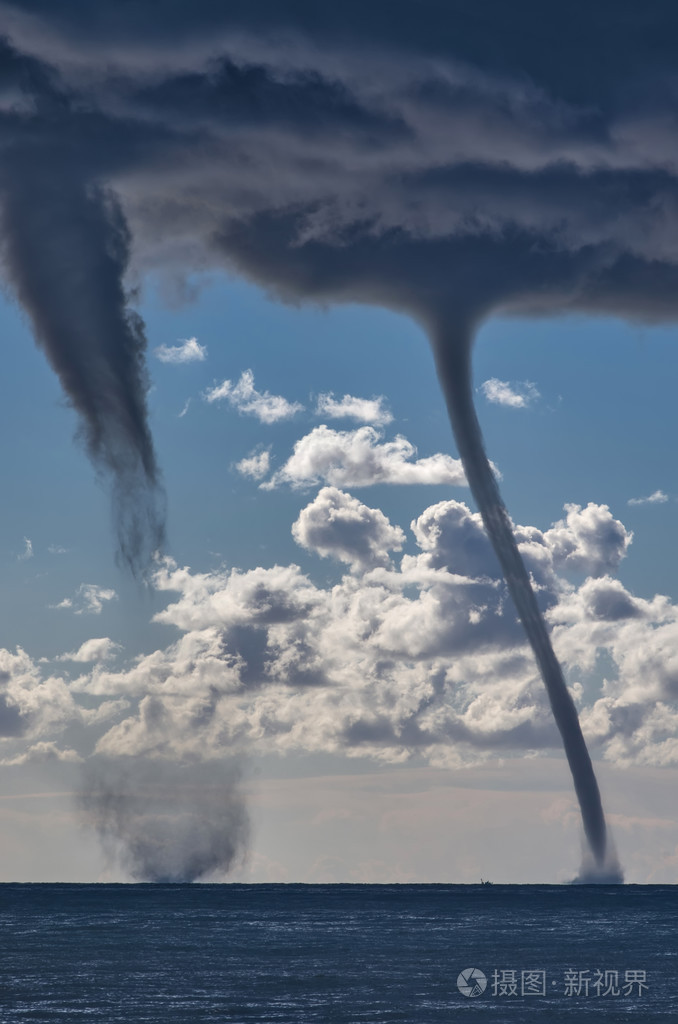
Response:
[[0, 884, 675, 1022]]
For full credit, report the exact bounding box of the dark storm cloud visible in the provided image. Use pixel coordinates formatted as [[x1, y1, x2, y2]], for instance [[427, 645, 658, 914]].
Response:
[[4, 3, 678, 331], [5, 1, 678, 106], [132, 59, 410, 143]]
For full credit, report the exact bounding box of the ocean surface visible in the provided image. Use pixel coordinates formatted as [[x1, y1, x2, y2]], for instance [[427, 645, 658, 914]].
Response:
[[0, 883, 675, 1023]]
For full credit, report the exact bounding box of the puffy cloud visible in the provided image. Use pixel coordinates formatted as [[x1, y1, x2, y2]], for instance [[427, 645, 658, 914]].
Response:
[[0, 742, 83, 766], [411, 500, 498, 579], [262, 425, 467, 489], [75, 627, 242, 701], [409, 499, 634, 600], [94, 538, 675, 768], [480, 379, 540, 408], [577, 577, 643, 624], [235, 449, 271, 480], [92, 498, 677, 768], [152, 560, 321, 635], [628, 490, 669, 506], [52, 584, 118, 615], [86, 541, 554, 765], [4, 494, 678, 772], [546, 580, 678, 768], [154, 336, 206, 364], [0, 647, 81, 741], [315, 393, 393, 425], [57, 638, 121, 663], [292, 487, 405, 571], [61, 500, 555, 761], [543, 503, 632, 577], [204, 369, 303, 424]]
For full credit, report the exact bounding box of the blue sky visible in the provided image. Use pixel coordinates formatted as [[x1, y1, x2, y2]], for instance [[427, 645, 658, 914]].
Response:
[[3, 272, 678, 882], [4, 273, 677, 661]]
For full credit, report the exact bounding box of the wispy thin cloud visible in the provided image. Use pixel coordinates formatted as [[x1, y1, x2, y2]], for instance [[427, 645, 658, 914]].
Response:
[[627, 490, 669, 506], [315, 392, 393, 426], [0, 743, 83, 767], [178, 398, 191, 418], [51, 583, 118, 615], [480, 378, 540, 408], [204, 369, 304, 424], [18, 537, 33, 561], [154, 337, 207, 364], [48, 544, 69, 555]]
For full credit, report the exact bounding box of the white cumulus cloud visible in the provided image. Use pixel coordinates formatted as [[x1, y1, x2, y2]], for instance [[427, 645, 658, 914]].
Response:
[[154, 336, 207, 364], [315, 393, 393, 425], [235, 449, 271, 480], [204, 369, 303, 423], [0, 647, 83, 741], [480, 378, 540, 408], [543, 503, 632, 577], [57, 638, 121, 663], [262, 425, 467, 489], [628, 490, 669, 506], [10, 495, 678, 774], [292, 487, 406, 571]]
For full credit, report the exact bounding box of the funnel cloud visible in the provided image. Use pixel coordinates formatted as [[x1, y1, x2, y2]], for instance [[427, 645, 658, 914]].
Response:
[[432, 334, 619, 880], [0, 40, 164, 572]]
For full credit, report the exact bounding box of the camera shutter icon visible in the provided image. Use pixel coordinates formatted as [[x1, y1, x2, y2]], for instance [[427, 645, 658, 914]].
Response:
[[457, 967, 487, 998]]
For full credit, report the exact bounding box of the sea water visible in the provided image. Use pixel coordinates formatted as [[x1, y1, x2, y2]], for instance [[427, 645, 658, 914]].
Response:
[[0, 883, 675, 1022]]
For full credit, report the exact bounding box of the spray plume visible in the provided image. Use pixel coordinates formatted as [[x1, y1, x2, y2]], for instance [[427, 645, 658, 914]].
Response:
[[79, 758, 249, 882]]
